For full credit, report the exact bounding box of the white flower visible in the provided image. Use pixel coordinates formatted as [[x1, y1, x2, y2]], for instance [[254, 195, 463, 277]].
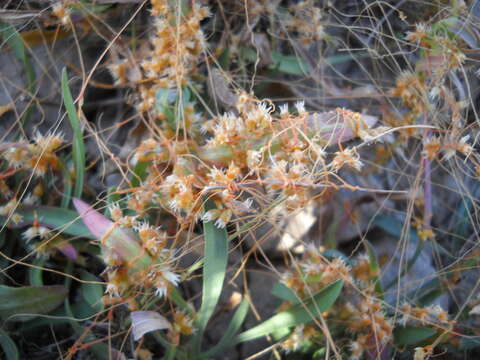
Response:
[[22, 194, 38, 206], [155, 286, 168, 298], [11, 213, 23, 225], [105, 283, 119, 297], [22, 227, 39, 242], [0, 199, 18, 216], [201, 209, 219, 222], [294, 100, 306, 114], [279, 103, 289, 115], [247, 150, 262, 169], [162, 269, 180, 286], [214, 217, 228, 228]]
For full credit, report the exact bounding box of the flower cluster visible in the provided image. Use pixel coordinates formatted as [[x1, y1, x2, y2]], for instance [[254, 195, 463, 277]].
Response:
[[279, 247, 457, 359], [73, 199, 179, 305], [1, 132, 64, 177]]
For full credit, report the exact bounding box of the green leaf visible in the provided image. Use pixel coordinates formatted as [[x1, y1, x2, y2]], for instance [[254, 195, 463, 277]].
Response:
[[192, 199, 229, 352], [235, 280, 343, 344], [393, 326, 437, 346], [28, 258, 45, 286], [62, 68, 85, 201], [204, 297, 250, 357], [374, 214, 419, 241], [0, 285, 67, 321], [60, 157, 74, 208], [131, 160, 149, 188], [460, 336, 480, 350], [80, 270, 104, 312], [64, 298, 110, 360], [0, 328, 19, 360], [0, 205, 94, 239], [271, 51, 309, 75], [271, 281, 299, 303], [364, 240, 384, 299]]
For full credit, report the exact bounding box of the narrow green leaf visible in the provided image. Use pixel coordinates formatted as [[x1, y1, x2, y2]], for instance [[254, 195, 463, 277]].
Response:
[[170, 287, 195, 317], [61, 68, 85, 200], [271, 282, 299, 303], [364, 240, 384, 299], [0, 205, 94, 239], [80, 270, 104, 312], [0, 285, 67, 320], [460, 337, 480, 350], [0, 328, 19, 360], [192, 199, 229, 352], [60, 157, 73, 209], [204, 297, 250, 357], [235, 280, 343, 344], [28, 258, 45, 286], [394, 326, 437, 346], [131, 160, 149, 188]]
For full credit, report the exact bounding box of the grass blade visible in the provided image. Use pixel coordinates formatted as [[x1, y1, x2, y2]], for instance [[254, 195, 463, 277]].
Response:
[[1, 204, 94, 239], [364, 240, 384, 299], [0, 328, 19, 360], [203, 297, 249, 357], [394, 326, 437, 346], [235, 280, 343, 344], [192, 199, 229, 352], [61, 67, 85, 201]]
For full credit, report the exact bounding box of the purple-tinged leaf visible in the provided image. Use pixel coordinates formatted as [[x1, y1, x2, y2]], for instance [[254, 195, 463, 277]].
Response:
[[57, 243, 78, 260], [72, 198, 152, 270], [72, 198, 114, 240]]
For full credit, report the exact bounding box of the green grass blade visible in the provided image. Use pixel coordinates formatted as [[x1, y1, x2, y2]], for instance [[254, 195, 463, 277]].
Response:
[[203, 297, 249, 357], [61, 67, 85, 201], [271, 281, 299, 303], [0, 205, 94, 239], [192, 199, 229, 352], [131, 160, 149, 188], [394, 326, 437, 346], [28, 258, 45, 286], [364, 240, 384, 299], [0, 328, 19, 360], [235, 280, 343, 344]]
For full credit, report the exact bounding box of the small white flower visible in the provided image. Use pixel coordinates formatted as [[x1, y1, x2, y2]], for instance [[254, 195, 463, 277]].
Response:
[[162, 269, 180, 286], [294, 100, 306, 114], [105, 283, 119, 297], [214, 217, 228, 228], [201, 209, 218, 223], [22, 194, 38, 206], [155, 286, 167, 298], [11, 213, 23, 225], [279, 103, 289, 115], [37, 226, 50, 239], [22, 227, 39, 242]]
